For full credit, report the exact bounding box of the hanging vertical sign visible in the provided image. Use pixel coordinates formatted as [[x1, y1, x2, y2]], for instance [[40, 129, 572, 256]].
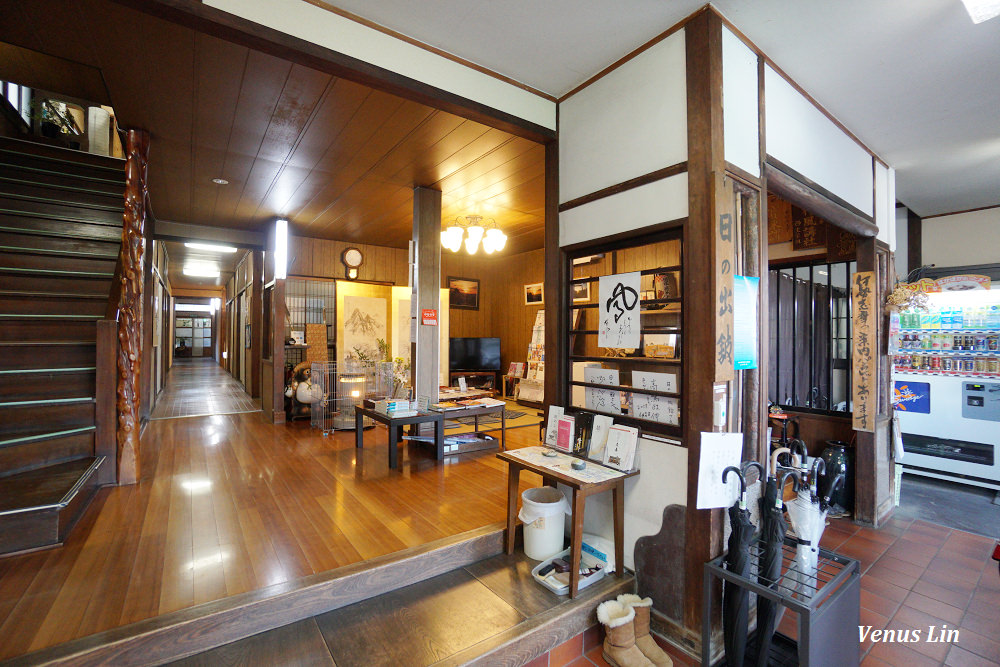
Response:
[[598, 271, 641, 350], [714, 174, 736, 381], [732, 275, 759, 370], [852, 271, 877, 432]]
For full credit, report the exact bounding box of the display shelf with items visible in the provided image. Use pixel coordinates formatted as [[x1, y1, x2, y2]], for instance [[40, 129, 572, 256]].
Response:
[[894, 295, 1000, 378], [565, 230, 684, 439]]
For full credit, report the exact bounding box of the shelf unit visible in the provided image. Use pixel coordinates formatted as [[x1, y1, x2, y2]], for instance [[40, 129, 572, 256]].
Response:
[[564, 230, 684, 439]]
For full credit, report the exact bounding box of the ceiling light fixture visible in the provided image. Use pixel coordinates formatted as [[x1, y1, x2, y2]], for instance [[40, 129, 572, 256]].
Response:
[[441, 215, 507, 255], [274, 219, 288, 280], [183, 263, 220, 278], [184, 242, 238, 253], [211, 178, 229, 185], [960, 0, 1000, 22]]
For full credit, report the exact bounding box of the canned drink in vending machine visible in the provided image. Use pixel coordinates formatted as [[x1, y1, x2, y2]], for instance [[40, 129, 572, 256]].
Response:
[[930, 356, 942, 370], [942, 357, 954, 371]]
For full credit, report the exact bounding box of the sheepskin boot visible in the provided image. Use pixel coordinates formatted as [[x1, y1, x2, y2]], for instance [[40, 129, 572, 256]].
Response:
[[618, 594, 673, 666], [597, 599, 654, 667]]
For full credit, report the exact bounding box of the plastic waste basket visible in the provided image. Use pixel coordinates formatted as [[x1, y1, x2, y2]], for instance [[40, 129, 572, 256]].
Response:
[[518, 486, 569, 560]]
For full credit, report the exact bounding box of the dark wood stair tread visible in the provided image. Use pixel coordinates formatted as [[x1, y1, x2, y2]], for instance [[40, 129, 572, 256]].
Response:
[[0, 457, 100, 513], [0, 137, 125, 171], [0, 340, 97, 346]]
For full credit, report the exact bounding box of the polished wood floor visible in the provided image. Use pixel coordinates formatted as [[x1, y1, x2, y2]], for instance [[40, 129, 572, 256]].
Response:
[[0, 391, 544, 660], [149, 357, 259, 419]]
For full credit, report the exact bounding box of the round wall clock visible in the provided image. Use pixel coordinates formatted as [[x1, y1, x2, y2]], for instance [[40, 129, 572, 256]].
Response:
[[341, 247, 363, 279]]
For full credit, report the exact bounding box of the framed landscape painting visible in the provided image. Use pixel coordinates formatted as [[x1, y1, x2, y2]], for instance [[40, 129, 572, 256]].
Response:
[[448, 277, 480, 310]]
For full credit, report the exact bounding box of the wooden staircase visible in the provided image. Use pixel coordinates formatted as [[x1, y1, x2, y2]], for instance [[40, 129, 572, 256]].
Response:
[[0, 136, 124, 556]]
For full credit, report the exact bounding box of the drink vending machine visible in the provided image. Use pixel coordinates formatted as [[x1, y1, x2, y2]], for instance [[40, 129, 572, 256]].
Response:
[[893, 283, 1000, 491]]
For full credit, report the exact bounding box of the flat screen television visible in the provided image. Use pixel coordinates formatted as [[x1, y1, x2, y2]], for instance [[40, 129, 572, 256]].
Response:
[[449, 337, 501, 371]]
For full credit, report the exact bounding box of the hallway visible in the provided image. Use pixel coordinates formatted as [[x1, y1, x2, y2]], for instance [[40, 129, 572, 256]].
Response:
[[150, 357, 259, 420]]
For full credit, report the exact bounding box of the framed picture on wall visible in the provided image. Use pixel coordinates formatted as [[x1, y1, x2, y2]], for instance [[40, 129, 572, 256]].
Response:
[[571, 281, 590, 303], [524, 282, 544, 305], [447, 277, 479, 310], [245, 323, 251, 348]]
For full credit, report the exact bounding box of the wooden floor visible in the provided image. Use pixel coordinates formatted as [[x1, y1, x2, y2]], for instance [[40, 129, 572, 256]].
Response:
[[0, 403, 544, 660], [149, 357, 259, 419]]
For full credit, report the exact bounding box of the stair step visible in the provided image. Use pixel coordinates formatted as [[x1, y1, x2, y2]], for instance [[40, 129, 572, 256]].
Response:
[[0, 273, 113, 296], [0, 294, 107, 316], [0, 396, 95, 408], [0, 290, 106, 299], [0, 428, 96, 478], [0, 214, 121, 242], [0, 368, 96, 400], [0, 265, 113, 277], [0, 399, 96, 443], [0, 231, 120, 259], [0, 456, 105, 556], [0, 181, 124, 213], [0, 195, 123, 226], [0, 340, 97, 370], [0, 147, 124, 181], [0, 250, 116, 274], [0, 164, 124, 198], [0, 137, 125, 172], [0, 320, 99, 342]]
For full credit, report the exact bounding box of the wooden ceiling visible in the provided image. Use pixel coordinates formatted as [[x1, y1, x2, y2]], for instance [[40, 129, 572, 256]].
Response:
[[0, 0, 546, 254]]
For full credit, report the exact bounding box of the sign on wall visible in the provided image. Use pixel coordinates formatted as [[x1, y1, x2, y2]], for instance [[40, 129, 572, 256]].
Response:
[[598, 271, 641, 349], [732, 275, 759, 370], [714, 175, 735, 381], [893, 381, 930, 414], [852, 271, 877, 432]]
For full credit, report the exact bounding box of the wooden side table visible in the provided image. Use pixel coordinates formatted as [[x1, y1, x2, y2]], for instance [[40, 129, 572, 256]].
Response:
[[497, 448, 638, 598], [354, 406, 444, 470]]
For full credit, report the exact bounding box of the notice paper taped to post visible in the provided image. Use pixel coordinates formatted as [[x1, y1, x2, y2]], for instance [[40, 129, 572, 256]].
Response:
[[695, 432, 743, 509]]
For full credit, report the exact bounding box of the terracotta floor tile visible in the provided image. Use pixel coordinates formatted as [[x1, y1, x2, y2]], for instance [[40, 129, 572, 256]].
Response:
[[583, 624, 601, 652], [868, 636, 945, 667], [920, 567, 979, 594], [912, 580, 974, 610], [894, 604, 961, 635], [550, 632, 583, 667], [960, 609, 997, 638], [862, 574, 911, 603], [862, 587, 904, 619], [903, 590, 966, 625], [883, 620, 950, 662], [966, 597, 993, 619], [941, 536, 995, 562], [524, 653, 549, 667], [862, 655, 896, 667], [911, 520, 953, 538], [650, 636, 697, 667], [946, 645, 1000, 667], [565, 657, 594, 667], [874, 555, 928, 580], [887, 540, 940, 567], [860, 607, 891, 656], [929, 552, 989, 577], [585, 644, 611, 667], [958, 629, 1000, 664], [868, 562, 920, 590], [971, 586, 1000, 607], [858, 526, 901, 547]]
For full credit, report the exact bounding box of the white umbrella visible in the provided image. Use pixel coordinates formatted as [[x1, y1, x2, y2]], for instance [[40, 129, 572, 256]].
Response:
[[784, 458, 827, 598]]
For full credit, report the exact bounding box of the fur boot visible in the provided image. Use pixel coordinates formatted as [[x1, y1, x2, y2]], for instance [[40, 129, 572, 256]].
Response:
[[618, 594, 673, 666], [597, 600, 654, 667]]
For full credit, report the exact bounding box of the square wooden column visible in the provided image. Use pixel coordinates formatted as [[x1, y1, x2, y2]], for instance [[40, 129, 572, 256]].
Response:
[[412, 187, 442, 403]]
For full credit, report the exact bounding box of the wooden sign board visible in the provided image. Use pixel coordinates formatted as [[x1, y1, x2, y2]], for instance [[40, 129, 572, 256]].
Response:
[[851, 271, 877, 432], [826, 226, 857, 262], [714, 174, 735, 382], [792, 210, 827, 250], [304, 323, 328, 363], [767, 194, 793, 244]]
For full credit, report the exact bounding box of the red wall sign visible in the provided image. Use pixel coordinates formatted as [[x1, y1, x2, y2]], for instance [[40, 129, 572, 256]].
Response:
[[421, 309, 438, 326]]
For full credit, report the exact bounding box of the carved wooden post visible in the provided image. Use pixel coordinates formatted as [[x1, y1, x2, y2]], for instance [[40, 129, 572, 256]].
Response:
[[117, 129, 150, 485]]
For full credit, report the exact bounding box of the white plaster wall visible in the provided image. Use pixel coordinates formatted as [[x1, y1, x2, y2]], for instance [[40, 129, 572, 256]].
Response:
[[764, 66, 874, 217], [722, 28, 759, 177], [922, 208, 1000, 268], [204, 0, 556, 131], [558, 32, 687, 204], [560, 439, 687, 571], [895, 208, 909, 279], [559, 174, 688, 247]]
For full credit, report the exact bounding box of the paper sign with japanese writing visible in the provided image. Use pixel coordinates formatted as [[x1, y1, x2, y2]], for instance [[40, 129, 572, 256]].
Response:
[[631, 370, 679, 425], [852, 271, 877, 432], [598, 271, 641, 349], [584, 366, 621, 414], [732, 275, 759, 370], [696, 432, 743, 509], [714, 174, 736, 381]]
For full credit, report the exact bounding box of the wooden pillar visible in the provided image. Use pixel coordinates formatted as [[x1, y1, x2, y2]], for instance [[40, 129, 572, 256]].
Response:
[[543, 139, 565, 408], [683, 7, 725, 637], [412, 187, 442, 402], [116, 128, 150, 486], [250, 250, 263, 398], [907, 208, 922, 276]]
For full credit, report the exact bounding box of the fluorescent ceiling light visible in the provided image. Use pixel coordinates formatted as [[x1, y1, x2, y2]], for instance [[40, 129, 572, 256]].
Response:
[[183, 263, 220, 278], [185, 242, 238, 253], [175, 303, 214, 312], [275, 219, 288, 280], [961, 0, 1000, 22], [211, 178, 229, 185]]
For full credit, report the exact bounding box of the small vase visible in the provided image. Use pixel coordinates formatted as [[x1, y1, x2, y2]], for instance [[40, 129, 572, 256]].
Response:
[[820, 441, 853, 513]]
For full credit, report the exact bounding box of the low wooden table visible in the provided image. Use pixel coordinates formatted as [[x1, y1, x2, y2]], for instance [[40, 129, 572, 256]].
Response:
[[438, 402, 507, 452], [497, 447, 638, 598], [354, 406, 444, 470]]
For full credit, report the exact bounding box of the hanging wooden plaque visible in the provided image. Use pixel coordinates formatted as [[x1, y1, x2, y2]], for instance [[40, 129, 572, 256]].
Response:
[[826, 226, 858, 262], [767, 194, 793, 244], [714, 174, 735, 382], [851, 271, 877, 432], [792, 210, 827, 250]]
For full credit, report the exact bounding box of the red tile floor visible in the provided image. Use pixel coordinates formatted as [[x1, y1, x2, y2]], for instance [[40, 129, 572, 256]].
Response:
[[529, 517, 998, 667]]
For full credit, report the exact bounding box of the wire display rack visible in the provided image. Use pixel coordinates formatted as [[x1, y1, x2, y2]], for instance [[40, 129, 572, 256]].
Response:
[[702, 535, 860, 667], [310, 362, 337, 434]]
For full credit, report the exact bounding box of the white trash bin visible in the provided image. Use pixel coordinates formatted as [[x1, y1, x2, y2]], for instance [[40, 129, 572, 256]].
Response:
[[518, 486, 570, 560]]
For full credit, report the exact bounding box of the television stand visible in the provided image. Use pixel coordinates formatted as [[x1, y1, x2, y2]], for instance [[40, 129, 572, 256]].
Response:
[[449, 370, 497, 392]]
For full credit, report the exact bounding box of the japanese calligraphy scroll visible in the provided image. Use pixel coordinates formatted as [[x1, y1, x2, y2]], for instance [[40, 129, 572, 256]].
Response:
[[714, 174, 735, 381], [852, 271, 877, 432], [598, 271, 641, 349]]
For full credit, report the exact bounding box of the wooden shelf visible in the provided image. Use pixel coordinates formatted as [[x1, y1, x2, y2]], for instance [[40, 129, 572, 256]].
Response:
[[570, 355, 680, 365], [569, 380, 680, 399]]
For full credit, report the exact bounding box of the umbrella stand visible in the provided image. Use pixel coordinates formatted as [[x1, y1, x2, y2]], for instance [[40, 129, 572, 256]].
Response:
[[754, 469, 799, 667], [722, 466, 754, 667]]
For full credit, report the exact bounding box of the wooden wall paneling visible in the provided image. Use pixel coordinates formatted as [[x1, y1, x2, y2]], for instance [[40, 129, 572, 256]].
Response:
[[116, 128, 150, 487], [683, 9, 725, 639], [250, 251, 263, 398], [95, 320, 118, 486]]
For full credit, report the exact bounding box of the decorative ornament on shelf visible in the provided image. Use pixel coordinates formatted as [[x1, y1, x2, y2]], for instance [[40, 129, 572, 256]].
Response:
[[441, 215, 507, 255]]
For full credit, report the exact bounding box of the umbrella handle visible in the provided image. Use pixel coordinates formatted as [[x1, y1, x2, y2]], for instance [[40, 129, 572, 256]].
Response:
[[771, 447, 790, 473], [722, 466, 747, 509], [777, 470, 800, 508], [741, 461, 764, 485], [810, 457, 826, 499], [821, 473, 845, 511]]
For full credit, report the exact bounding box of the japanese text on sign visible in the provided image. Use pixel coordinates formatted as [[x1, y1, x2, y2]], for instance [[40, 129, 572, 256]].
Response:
[[598, 272, 641, 349], [714, 175, 736, 381], [584, 366, 621, 414], [631, 370, 679, 425], [852, 271, 876, 432]]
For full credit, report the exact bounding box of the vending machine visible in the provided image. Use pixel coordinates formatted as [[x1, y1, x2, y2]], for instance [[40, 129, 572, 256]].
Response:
[[893, 279, 1000, 490]]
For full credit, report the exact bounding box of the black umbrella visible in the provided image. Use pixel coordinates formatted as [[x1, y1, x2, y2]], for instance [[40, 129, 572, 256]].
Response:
[[755, 467, 799, 667], [723, 465, 754, 667]]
